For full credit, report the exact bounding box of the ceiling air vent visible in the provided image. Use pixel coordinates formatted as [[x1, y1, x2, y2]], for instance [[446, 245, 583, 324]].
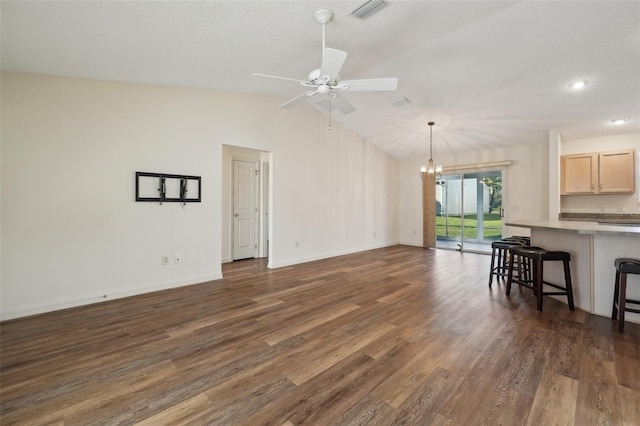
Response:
[[351, 0, 388, 19], [391, 97, 410, 107]]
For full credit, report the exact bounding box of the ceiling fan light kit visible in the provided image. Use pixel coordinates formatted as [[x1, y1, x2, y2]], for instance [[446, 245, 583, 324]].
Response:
[[251, 8, 398, 117]]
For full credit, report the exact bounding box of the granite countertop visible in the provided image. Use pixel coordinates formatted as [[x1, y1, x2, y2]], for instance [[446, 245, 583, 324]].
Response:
[[559, 212, 640, 224], [506, 219, 640, 237]]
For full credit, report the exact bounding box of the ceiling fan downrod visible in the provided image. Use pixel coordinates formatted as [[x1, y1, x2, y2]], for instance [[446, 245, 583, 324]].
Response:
[[314, 9, 334, 64]]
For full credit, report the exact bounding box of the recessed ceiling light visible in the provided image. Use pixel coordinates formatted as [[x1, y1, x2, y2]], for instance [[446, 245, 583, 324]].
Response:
[[610, 118, 629, 125], [569, 80, 588, 90]]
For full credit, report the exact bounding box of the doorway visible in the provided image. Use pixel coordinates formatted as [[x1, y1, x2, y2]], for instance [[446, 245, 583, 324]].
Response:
[[222, 145, 271, 264], [435, 170, 503, 253]]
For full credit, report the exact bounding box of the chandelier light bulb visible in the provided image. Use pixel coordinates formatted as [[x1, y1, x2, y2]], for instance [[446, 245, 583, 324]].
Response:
[[569, 80, 588, 90], [610, 118, 628, 125]]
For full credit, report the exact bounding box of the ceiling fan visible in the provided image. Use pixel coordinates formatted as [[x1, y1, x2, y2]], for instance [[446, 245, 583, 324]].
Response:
[[251, 8, 398, 115]]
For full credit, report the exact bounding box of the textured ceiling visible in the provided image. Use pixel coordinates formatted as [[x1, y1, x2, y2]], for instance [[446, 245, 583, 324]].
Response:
[[2, 1, 639, 159]]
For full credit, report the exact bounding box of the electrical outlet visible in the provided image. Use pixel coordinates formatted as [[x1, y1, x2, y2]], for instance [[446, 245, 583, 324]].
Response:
[[295, 241, 299, 248], [175, 254, 182, 263], [161, 256, 169, 265]]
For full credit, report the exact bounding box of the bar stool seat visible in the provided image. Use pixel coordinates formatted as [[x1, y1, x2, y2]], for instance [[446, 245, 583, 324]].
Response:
[[502, 236, 531, 245], [611, 258, 640, 332], [506, 246, 575, 311]]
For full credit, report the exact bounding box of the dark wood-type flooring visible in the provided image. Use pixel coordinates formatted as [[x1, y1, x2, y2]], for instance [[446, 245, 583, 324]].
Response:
[[1, 245, 639, 425]]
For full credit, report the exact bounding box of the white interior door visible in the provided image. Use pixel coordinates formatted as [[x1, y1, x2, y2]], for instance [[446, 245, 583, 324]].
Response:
[[233, 159, 258, 260]]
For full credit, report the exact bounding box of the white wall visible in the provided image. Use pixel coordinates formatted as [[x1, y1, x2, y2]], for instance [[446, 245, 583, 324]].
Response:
[[0, 72, 399, 319], [399, 142, 549, 245], [548, 129, 561, 219], [560, 132, 640, 214]]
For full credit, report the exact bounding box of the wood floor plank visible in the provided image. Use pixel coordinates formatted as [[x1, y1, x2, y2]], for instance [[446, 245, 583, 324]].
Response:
[[261, 302, 361, 346], [165, 298, 284, 337], [372, 332, 462, 408], [618, 385, 640, 425], [575, 353, 624, 425], [284, 321, 396, 385], [613, 333, 640, 392], [474, 386, 533, 425], [134, 393, 211, 426], [334, 394, 397, 425], [574, 381, 624, 426], [393, 367, 462, 424], [2, 245, 639, 424], [525, 369, 579, 426], [438, 313, 508, 375]]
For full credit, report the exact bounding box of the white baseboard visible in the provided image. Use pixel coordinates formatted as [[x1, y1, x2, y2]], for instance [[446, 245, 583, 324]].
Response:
[[0, 274, 223, 321], [399, 240, 424, 248], [268, 241, 400, 269]]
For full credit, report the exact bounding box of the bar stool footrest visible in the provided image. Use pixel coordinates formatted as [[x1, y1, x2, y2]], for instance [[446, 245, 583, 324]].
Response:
[[541, 280, 571, 293]]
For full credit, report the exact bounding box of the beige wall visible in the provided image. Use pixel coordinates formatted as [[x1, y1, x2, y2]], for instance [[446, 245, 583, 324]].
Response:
[[399, 142, 549, 244], [1, 72, 400, 319]]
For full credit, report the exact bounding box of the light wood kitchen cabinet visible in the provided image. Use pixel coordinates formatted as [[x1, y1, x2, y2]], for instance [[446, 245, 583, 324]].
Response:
[[561, 149, 636, 195]]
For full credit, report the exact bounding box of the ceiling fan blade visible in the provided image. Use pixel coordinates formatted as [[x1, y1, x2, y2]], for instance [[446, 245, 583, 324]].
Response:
[[319, 48, 347, 82], [251, 73, 307, 84], [339, 77, 398, 91], [277, 90, 316, 109], [317, 94, 356, 115]]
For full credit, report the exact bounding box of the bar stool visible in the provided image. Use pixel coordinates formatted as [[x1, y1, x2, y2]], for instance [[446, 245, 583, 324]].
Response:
[[506, 246, 575, 311], [488, 239, 526, 287], [611, 258, 640, 332]]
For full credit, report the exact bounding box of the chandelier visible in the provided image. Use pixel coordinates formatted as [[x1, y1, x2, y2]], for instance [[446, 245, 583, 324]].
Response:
[[419, 121, 442, 179]]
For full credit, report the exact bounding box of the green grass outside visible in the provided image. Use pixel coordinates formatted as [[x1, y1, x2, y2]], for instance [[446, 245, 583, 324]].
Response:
[[436, 213, 502, 239]]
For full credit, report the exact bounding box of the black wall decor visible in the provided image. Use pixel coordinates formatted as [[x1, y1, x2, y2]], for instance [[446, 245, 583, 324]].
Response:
[[135, 172, 201, 204]]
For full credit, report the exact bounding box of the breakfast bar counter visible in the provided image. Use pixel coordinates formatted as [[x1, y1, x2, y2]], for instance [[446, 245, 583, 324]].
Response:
[[506, 220, 640, 324]]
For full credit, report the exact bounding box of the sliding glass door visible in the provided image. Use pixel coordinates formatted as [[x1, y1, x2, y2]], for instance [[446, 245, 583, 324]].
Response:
[[436, 170, 503, 252]]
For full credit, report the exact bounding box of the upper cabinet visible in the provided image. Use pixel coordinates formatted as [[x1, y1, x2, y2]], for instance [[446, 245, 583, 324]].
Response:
[[561, 149, 636, 195], [561, 152, 597, 194]]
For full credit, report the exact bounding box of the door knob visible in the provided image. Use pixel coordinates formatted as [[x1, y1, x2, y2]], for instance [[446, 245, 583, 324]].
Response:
[[234, 213, 239, 217]]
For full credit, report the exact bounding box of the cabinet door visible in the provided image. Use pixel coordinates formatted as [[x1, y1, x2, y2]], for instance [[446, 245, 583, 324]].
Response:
[[598, 149, 636, 194], [561, 153, 597, 194]]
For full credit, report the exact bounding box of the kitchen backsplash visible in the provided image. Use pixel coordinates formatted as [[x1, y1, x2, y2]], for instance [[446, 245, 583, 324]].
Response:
[[559, 212, 640, 223]]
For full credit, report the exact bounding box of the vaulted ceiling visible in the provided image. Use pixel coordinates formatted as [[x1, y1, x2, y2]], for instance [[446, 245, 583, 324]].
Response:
[[2, 1, 639, 159]]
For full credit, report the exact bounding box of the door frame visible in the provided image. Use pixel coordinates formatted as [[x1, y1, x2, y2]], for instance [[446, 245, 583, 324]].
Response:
[[435, 168, 506, 253]]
